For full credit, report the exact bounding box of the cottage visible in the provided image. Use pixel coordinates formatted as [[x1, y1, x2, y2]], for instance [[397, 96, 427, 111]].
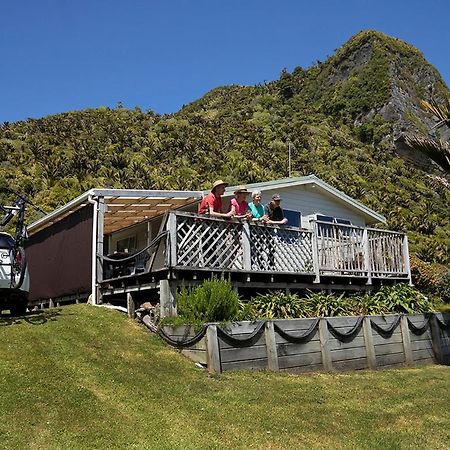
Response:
[[26, 175, 411, 314]]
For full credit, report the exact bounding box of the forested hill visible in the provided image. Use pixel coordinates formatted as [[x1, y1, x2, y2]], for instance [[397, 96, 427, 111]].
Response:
[[0, 30, 449, 264]]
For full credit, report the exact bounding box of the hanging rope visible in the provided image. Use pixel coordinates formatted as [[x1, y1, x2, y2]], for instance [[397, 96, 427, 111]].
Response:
[[436, 315, 450, 330], [407, 315, 430, 335], [99, 231, 168, 263], [216, 321, 266, 348], [273, 318, 320, 344], [370, 315, 401, 337], [327, 316, 364, 342], [158, 325, 208, 348]]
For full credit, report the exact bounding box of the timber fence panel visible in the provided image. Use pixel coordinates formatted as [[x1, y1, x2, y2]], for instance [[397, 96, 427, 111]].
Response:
[[407, 314, 435, 364], [274, 318, 322, 372], [370, 315, 405, 368], [327, 316, 368, 371], [218, 322, 268, 372]]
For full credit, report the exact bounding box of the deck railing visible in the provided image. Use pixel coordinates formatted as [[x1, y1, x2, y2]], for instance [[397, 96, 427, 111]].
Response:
[[166, 212, 411, 283]]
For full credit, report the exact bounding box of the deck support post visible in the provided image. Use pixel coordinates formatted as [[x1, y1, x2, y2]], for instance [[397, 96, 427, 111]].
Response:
[[362, 229, 372, 285], [206, 324, 221, 374], [159, 279, 177, 317], [319, 318, 333, 371], [265, 321, 279, 371], [242, 222, 252, 271], [127, 292, 136, 319], [400, 315, 413, 365], [167, 212, 178, 268], [363, 317, 377, 369], [402, 234, 413, 285], [311, 221, 321, 284]]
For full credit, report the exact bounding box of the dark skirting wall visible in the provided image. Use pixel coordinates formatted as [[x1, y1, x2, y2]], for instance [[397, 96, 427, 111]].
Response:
[[26, 205, 93, 302]]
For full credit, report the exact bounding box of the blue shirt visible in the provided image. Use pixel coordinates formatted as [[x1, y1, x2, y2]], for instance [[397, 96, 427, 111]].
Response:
[[248, 202, 265, 219]]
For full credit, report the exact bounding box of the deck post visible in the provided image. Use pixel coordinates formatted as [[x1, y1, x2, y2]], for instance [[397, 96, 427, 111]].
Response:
[[402, 234, 413, 285], [206, 324, 221, 374], [167, 212, 178, 268], [363, 316, 377, 369], [265, 321, 279, 371], [319, 318, 333, 371], [127, 292, 136, 319], [96, 197, 106, 304], [311, 221, 321, 283], [430, 313, 443, 364], [362, 229, 372, 285], [159, 279, 177, 317], [400, 315, 413, 365], [242, 221, 252, 271]]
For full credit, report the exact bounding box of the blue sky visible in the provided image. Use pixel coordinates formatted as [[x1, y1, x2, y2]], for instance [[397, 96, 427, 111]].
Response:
[[1, 0, 449, 123]]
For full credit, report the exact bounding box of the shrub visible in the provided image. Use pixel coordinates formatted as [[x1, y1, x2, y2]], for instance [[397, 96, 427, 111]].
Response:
[[436, 273, 450, 303], [177, 278, 240, 323], [244, 291, 309, 319], [371, 284, 434, 314], [305, 291, 351, 317]]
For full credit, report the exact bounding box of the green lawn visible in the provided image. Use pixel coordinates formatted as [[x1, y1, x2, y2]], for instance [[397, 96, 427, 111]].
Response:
[[0, 305, 449, 449]]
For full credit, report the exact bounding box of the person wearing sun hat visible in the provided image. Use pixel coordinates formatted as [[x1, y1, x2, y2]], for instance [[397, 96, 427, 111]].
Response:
[[265, 193, 288, 225], [229, 185, 251, 219], [198, 179, 235, 218]]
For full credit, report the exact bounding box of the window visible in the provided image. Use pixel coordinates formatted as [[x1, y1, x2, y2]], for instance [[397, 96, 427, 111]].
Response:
[[0, 233, 14, 249], [283, 209, 301, 227], [316, 215, 353, 236]]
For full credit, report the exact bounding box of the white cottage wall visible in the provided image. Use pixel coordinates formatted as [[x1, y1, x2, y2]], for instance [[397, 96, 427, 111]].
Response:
[[255, 185, 367, 228]]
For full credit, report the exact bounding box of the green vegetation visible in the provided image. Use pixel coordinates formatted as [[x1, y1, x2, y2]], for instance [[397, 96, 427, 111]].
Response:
[[242, 284, 434, 320], [1, 30, 449, 268], [175, 277, 240, 325], [0, 305, 449, 449]]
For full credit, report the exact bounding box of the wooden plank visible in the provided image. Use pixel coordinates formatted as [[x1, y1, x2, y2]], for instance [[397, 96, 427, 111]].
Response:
[[333, 357, 368, 372], [219, 336, 265, 350], [220, 346, 268, 363], [221, 322, 262, 335], [376, 352, 405, 367], [206, 325, 221, 374], [410, 339, 433, 352], [319, 318, 333, 371], [221, 358, 268, 372], [329, 336, 365, 351], [181, 349, 207, 365], [374, 342, 405, 356], [275, 334, 321, 345], [372, 331, 403, 345], [409, 330, 432, 342], [411, 348, 435, 362], [280, 363, 323, 374], [331, 346, 367, 362], [265, 322, 279, 371], [276, 341, 322, 357], [278, 352, 323, 369]]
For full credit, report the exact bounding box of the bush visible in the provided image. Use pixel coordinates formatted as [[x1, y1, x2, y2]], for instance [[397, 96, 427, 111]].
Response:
[[243, 291, 309, 319], [177, 278, 240, 323], [371, 284, 433, 314], [436, 273, 450, 303]]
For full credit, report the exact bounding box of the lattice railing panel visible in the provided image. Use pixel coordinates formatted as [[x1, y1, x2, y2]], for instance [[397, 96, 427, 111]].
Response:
[[250, 225, 314, 273], [315, 222, 366, 274], [368, 230, 406, 275], [176, 216, 244, 269]]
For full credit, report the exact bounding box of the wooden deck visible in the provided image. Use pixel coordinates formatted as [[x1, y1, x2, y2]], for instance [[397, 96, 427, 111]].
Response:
[[100, 211, 411, 313]]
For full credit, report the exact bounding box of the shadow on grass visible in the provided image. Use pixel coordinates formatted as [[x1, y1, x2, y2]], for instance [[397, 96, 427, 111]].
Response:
[[0, 309, 64, 327]]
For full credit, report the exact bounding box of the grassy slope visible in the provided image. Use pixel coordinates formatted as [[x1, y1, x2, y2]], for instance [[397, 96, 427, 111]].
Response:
[[0, 305, 449, 449]]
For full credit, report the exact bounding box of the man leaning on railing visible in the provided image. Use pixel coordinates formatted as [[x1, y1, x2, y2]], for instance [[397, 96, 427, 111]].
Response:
[[198, 179, 235, 219]]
